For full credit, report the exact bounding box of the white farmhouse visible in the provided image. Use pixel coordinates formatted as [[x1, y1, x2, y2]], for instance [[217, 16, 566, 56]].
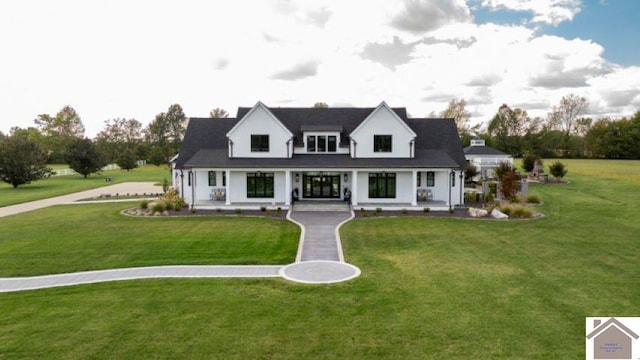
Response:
[[172, 101, 467, 210]]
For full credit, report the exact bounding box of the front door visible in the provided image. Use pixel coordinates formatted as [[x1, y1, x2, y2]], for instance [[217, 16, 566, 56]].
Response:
[[303, 173, 340, 198]]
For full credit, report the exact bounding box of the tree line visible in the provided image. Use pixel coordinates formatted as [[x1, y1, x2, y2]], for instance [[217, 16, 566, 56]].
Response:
[[0, 104, 232, 188], [445, 94, 640, 159]]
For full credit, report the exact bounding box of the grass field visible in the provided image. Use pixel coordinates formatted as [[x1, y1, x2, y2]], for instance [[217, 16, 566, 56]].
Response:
[[0, 159, 638, 358], [0, 203, 299, 276], [0, 165, 171, 207]]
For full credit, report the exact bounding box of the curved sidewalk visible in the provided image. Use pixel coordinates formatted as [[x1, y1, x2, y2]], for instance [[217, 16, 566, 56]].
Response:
[[0, 182, 162, 218], [0, 196, 361, 292], [0, 266, 282, 293]]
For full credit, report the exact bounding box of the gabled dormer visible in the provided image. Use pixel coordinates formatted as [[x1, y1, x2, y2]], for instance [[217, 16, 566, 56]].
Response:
[[349, 102, 417, 158], [226, 102, 294, 158]]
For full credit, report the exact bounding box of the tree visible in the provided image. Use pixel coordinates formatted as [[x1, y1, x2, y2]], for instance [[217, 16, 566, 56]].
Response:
[[209, 108, 229, 118], [487, 104, 532, 156], [521, 153, 539, 173], [313, 102, 329, 108], [0, 131, 51, 188], [493, 161, 515, 181], [499, 170, 519, 200], [64, 138, 106, 178], [145, 104, 186, 166], [95, 118, 143, 163], [116, 148, 139, 171], [548, 94, 589, 136], [464, 163, 478, 181], [34, 106, 85, 163], [439, 98, 478, 139], [548, 161, 568, 181]]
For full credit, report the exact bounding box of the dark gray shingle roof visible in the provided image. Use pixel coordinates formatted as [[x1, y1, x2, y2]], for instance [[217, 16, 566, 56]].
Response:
[[175, 106, 466, 170], [463, 145, 510, 156]]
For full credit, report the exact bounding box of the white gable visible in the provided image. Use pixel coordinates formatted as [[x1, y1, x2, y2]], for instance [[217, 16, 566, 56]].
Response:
[[349, 102, 417, 158], [226, 102, 293, 158]]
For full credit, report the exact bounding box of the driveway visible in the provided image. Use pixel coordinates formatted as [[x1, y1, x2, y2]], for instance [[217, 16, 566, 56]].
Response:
[[0, 182, 162, 218]]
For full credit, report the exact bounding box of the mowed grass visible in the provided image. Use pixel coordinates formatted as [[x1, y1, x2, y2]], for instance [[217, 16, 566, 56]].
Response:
[[0, 165, 171, 207], [0, 203, 299, 276], [0, 160, 639, 358]]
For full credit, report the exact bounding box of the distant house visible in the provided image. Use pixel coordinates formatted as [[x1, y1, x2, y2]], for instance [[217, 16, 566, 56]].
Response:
[[172, 101, 466, 209], [587, 318, 638, 359], [463, 138, 513, 180]]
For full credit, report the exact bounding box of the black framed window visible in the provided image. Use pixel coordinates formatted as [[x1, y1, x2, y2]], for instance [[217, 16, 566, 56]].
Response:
[[318, 136, 326, 152], [368, 173, 396, 198], [374, 135, 392, 152], [208, 171, 216, 186], [251, 135, 269, 152], [328, 136, 337, 152], [247, 172, 274, 198], [222, 171, 226, 187], [307, 135, 316, 152], [451, 172, 456, 187], [426, 171, 435, 187]]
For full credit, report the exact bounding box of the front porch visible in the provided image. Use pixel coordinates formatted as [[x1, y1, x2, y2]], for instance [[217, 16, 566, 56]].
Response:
[[193, 199, 450, 212]]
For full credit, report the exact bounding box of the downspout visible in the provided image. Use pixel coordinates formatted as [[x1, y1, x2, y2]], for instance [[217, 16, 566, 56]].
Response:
[[351, 139, 357, 158], [448, 169, 453, 211], [410, 138, 415, 158], [180, 169, 184, 199], [190, 169, 195, 209], [459, 171, 464, 206]]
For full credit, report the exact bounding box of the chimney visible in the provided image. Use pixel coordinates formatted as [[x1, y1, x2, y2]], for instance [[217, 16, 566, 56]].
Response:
[[594, 319, 602, 328]]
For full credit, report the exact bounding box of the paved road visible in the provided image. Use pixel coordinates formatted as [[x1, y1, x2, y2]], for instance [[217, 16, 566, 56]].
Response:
[[0, 182, 162, 218]]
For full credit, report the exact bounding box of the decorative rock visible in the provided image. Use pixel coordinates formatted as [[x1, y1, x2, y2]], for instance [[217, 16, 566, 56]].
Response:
[[491, 208, 509, 219], [468, 207, 488, 218]]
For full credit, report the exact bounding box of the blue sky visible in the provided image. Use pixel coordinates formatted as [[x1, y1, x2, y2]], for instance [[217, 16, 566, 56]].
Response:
[[1, 0, 639, 137], [473, 0, 640, 66]]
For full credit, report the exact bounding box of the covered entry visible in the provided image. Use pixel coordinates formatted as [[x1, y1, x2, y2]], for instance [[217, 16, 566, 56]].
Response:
[[302, 172, 341, 198]]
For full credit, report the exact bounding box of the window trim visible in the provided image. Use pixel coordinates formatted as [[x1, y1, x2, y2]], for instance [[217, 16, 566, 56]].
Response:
[[208, 171, 216, 186], [246, 172, 274, 198], [374, 135, 392, 152], [250, 135, 270, 152], [368, 172, 396, 198], [426, 171, 435, 187]]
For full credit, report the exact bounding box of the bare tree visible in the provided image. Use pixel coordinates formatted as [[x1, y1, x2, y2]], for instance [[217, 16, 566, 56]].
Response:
[[439, 99, 478, 136], [548, 94, 588, 136], [313, 102, 329, 108]]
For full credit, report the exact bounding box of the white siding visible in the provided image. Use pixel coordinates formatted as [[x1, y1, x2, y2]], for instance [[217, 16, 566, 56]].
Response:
[[227, 105, 292, 158], [350, 105, 415, 158]]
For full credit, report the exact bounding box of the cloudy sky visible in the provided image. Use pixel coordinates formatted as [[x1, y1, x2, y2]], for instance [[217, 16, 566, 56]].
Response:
[[1, 0, 639, 137]]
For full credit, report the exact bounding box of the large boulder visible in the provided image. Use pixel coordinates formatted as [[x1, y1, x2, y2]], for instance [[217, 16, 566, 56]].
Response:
[[468, 207, 488, 218], [491, 208, 509, 219]]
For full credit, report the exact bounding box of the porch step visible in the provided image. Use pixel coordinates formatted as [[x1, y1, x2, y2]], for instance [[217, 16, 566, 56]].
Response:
[[292, 201, 350, 212]]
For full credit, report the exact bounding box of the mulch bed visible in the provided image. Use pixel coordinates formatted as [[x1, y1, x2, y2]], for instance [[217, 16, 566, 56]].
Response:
[[122, 207, 288, 219], [354, 208, 471, 219]]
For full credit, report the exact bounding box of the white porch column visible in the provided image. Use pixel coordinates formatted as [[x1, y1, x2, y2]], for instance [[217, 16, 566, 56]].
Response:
[[351, 170, 358, 206], [225, 169, 231, 205], [411, 170, 418, 206], [285, 170, 291, 206]]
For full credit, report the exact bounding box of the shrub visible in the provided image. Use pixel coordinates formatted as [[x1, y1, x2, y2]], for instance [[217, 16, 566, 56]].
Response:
[[548, 161, 568, 180], [260, 206, 267, 212], [375, 207, 382, 214], [234, 208, 242, 214], [140, 200, 149, 209], [423, 207, 430, 212], [526, 194, 542, 204], [150, 201, 166, 213], [499, 171, 519, 200], [449, 208, 454, 214], [162, 178, 169, 193], [522, 154, 539, 172], [465, 163, 478, 181], [498, 203, 534, 219], [494, 161, 515, 180], [401, 208, 408, 214], [158, 188, 186, 210]]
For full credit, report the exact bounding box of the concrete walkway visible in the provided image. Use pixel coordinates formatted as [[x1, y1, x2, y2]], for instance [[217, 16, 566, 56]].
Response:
[[0, 266, 282, 293], [0, 182, 162, 218], [0, 188, 362, 292]]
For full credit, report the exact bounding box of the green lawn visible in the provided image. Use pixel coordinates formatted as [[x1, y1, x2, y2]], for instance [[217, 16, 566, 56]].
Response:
[[0, 165, 170, 207], [0, 160, 638, 359], [0, 203, 299, 276]]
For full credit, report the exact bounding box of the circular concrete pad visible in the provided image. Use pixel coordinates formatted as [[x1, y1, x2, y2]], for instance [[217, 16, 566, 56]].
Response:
[[280, 261, 361, 284]]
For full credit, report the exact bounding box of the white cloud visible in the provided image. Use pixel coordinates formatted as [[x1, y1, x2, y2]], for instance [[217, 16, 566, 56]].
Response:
[[0, 0, 637, 137], [481, 0, 582, 25]]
